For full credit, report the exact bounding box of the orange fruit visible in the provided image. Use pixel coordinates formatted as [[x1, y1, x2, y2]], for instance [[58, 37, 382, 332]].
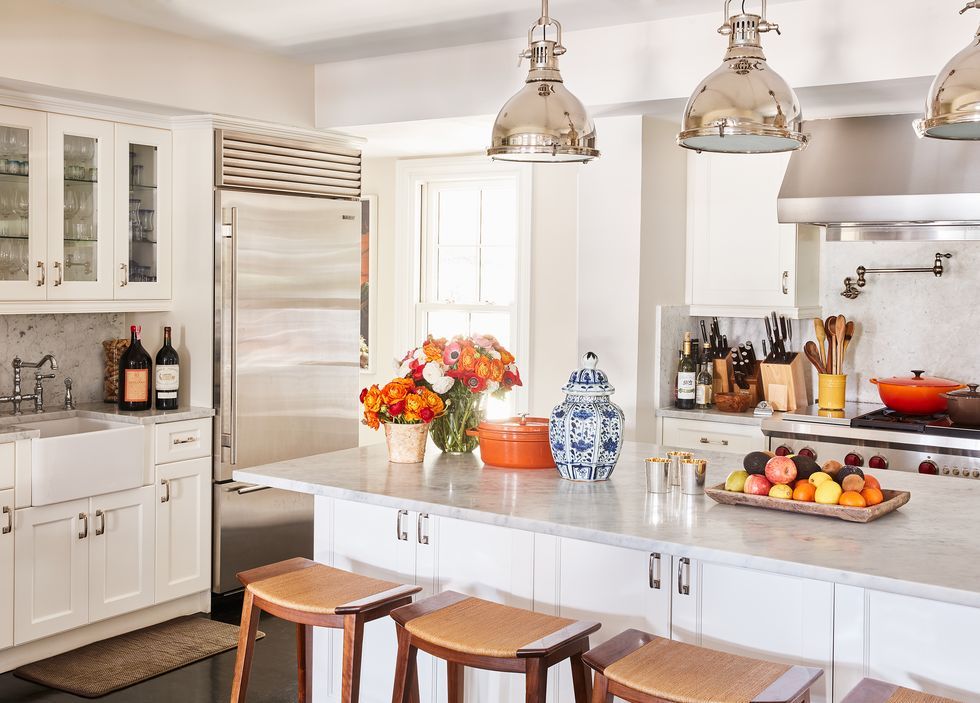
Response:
[[792, 482, 816, 502], [793, 479, 810, 489], [863, 475, 881, 491], [861, 487, 884, 506], [839, 490, 867, 508]]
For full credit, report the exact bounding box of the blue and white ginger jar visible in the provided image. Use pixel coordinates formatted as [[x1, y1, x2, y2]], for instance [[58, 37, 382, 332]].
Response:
[[549, 352, 625, 481]]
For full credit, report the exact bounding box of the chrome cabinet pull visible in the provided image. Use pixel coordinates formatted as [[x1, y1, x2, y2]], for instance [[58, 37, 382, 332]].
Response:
[[677, 557, 691, 595], [221, 206, 239, 466], [95, 509, 105, 536], [36, 261, 45, 287], [119, 263, 128, 287], [78, 512, 89, 540], [160, 478, 171, 503], [396, 509, 408, 541], [236, 485, 270, 495], [417, 512, 429, 545], [53, 261, 63, 286], [649, 553, 662, 590], [782, 270, 789, 295], [1, 506, 11, 535], [699, 437, 729, 446], [172, 435, 197, 445]]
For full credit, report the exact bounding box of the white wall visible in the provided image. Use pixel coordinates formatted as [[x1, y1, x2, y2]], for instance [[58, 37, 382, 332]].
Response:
[[3, 0, 314, 125]]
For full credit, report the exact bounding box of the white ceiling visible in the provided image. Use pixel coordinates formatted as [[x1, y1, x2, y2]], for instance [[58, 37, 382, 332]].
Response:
[[53, 0, 787, 63]]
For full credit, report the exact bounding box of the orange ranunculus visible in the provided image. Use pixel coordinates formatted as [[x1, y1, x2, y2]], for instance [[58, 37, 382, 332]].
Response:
[[422, 339, 444, 362], [403, 393, 425, 422], [498, 347, 515, 366], [363, 385, 383, 413], [420, 389, 445, 416], [363, 410, 380, 430], [457, 345, 478, 372], [474, 357, 492, 380], [381, 377, 415, 405], [489, 358, 505, 382]]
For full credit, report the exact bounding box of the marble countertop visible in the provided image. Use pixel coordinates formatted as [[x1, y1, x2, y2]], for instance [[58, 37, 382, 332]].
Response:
[[235, 441, 980, 609], [0, 404, 214, 442], [657, 406, 765, 425]]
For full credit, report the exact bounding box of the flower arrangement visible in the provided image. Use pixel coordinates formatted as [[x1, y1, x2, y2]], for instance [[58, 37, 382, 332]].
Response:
[[360, 378, 446, 429]]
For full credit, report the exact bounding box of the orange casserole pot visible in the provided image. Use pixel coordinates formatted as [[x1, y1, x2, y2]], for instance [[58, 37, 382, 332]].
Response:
[[467, 416, 556, 469]]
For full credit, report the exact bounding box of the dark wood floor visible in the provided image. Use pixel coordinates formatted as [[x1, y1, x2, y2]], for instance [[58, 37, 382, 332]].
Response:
[[0, 594, 298, 702]]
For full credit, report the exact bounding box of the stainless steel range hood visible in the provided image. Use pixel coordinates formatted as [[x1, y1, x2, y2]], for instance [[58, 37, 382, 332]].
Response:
[[777, 113, 980, 237]]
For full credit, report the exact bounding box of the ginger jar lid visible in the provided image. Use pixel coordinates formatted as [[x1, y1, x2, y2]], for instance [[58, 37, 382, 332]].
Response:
[[562, 352, 615, 395]]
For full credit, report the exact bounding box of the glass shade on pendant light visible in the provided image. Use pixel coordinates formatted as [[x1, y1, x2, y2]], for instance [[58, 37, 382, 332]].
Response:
[[488, 0, 599, 163], [678, 0, 806, 154], [915, 2, 980, 140]]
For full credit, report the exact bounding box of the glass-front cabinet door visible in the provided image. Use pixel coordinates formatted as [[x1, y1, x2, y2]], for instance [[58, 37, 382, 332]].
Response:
[[46, 114, 114, 300], [0, 106, 47, 301], [114, 124, 171, 300]]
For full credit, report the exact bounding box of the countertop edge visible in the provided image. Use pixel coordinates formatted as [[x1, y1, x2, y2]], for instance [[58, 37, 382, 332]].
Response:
[[656, 407, 764, 426]]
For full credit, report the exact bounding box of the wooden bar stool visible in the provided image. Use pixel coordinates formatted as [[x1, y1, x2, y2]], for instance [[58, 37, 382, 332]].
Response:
[[841, 678, 962, 703], [584, 629, 823, 703], [390, 591, 600, 703], [230, 557, 421, 703]]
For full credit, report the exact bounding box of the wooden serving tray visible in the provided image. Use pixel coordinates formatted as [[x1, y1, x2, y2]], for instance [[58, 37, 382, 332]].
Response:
[[704, 484, 911, 523]]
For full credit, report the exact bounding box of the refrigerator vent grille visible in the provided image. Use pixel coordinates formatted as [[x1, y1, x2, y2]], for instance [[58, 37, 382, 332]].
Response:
[[216, 130, 361, 199]]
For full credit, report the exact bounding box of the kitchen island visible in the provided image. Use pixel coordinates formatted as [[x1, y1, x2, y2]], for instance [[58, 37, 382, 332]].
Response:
[[236, 442, 980, 703]]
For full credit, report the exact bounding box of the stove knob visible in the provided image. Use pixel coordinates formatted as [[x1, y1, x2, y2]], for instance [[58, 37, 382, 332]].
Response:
[[952, 468, 961, 476], [775, 445, 793, 457], [942, 466, 951, 475], [918, 460, 938, 475], [798, 447, 817, 460], [868, 455, 889, 470], [973, 470, 980, 479], [844, 452, 864, 467]]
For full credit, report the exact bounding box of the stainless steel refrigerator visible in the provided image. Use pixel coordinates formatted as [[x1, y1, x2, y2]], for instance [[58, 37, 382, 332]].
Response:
[[212, 187, 360, 594]]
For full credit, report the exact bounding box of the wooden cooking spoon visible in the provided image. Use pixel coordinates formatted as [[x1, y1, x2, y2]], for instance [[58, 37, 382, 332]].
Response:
[[842, 320, 856, 369], [824, 315, 837, 373], [834, 315, 847, 375], [804, 340, 825, 375], [813, 318, 827, 371]]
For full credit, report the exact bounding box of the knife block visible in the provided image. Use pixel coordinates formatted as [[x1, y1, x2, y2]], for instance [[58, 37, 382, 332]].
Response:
[[712, 354, 733, 395], [761, 354, 809, 412], [742, 363, 764, 406]]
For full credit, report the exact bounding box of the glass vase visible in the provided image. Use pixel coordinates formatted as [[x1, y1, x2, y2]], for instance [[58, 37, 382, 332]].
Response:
[[430, 390, 485, 454]]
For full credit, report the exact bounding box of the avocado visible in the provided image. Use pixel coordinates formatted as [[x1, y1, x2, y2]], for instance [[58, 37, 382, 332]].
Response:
[[838, 466, 866, 493], [790, 455, 821, 480], [743, 451, 771, 475]]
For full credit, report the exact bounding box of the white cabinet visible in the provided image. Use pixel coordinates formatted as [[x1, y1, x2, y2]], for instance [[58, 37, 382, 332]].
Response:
[[89, 485, 155, 622], [155, 457, 210, 603], [13, 498, 90, 643], [661, 417, 765, 454], [671, 559, 834, 703], [686, 151, 820, 318], [0, 488, 14, 651]]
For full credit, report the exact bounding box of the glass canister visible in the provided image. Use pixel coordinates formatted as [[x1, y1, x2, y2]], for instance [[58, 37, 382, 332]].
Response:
[[549, 352, 625, 481]]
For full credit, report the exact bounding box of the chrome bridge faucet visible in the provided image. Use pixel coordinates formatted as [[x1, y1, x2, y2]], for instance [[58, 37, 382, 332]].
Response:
[[0, 355, 59, 415]]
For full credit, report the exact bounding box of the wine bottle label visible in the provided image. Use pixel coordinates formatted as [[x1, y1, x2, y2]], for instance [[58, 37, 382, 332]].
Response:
[[124, 369, 149, 403], [156, 365, 179, 391], [696, 384, 707, 405], [678, 373, 696, 399]]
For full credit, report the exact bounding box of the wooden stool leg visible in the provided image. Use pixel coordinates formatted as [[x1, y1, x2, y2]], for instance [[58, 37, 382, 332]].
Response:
[[525, 658, 548, 703], [447, 662, 465, 703], [569, 649, 592, 703], [230, 589, 261, 703], [392, 625, 420, 703], [341, 614, 366, 703], [297, 623, 313, 703], [592, 672, 612, 703]]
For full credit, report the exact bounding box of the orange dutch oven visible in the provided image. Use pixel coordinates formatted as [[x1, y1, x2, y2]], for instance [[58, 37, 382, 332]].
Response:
[[870, 370, 965, 415], [466, 416, 556, 469]]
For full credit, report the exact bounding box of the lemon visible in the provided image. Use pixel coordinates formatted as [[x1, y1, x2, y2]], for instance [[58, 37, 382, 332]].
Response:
[[808, 471, 832, 486], [814, 481, 843, 505], [768, 484, 793, 500]]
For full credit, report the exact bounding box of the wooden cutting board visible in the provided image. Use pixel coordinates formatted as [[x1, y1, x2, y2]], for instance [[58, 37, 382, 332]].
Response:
[[704, 484, 910, 523]]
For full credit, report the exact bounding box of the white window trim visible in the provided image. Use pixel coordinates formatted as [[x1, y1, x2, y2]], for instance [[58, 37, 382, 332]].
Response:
[[394, 156, 532, 413]]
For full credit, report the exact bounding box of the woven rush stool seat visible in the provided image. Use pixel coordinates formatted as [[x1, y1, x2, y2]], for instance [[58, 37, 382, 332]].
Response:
[[391, 591, 600, 703], [584, 629, 823, 703], [230, 557, 421, 703], [841, 678, 962, 703]]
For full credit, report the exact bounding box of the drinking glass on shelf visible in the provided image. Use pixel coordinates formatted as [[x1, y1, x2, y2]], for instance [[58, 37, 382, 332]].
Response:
[[138, 209, 154, 233], [131, 164, 143, 187], [13, 186, 29, 237], [129, 198, 142, 241], [64, 187, 80, 219]]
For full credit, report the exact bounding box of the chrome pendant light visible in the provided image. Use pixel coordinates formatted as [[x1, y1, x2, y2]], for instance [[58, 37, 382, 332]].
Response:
[[916, 2, 980, 140], [487, 0, 599, 163], [678, 0, 806, 154]]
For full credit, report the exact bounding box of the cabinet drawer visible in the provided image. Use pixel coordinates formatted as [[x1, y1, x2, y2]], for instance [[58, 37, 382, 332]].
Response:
[[0, 443, 12, 490], [661, 417, 764, 454], [154, 418, 212, 465]]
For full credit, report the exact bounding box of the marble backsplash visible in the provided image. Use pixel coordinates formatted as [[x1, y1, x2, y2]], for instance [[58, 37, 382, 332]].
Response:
[[0, 314, 126, 407]]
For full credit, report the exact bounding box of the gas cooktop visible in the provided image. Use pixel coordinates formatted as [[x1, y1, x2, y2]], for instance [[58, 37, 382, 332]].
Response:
[[852, 408, 980, 440]]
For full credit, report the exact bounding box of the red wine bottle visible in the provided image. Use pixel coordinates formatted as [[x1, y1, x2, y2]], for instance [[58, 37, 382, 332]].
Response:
[[155, 326, 180, 410], [118, 324, 152, 411]]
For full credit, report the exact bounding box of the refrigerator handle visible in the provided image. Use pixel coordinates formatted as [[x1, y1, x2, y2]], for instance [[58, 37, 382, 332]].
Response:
[[221, 207, 239, 466]]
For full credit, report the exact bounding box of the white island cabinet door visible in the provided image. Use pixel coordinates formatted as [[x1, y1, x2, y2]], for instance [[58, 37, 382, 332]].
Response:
[[672, 559, 834, 703], [155, 457, 210, 603], [423, 515, 535, 703], [0, 489, 13, 650], [13, 498, 90, 644], [90, 485, 155, 622], [323, 500, 417, 703]]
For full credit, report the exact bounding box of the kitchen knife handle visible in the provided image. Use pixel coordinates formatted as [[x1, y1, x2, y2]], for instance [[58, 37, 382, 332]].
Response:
[[649, 553, 662, 590]]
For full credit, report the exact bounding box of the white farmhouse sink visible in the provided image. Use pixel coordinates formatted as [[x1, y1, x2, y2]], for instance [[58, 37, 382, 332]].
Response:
[[18, 417, 145, 506]]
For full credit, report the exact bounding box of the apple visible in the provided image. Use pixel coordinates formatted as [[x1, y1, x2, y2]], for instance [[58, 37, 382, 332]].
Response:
[[725, 470, 749, 492], [764, 455, 798, 485], [743, 474, 773, 496], [769, 484, 793, 500]]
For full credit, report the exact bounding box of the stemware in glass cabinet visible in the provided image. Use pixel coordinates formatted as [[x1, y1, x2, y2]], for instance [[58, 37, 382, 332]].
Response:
[[0, 124, 31, 283], [62, 134, 98, 283], [127, 143, 158, 284]]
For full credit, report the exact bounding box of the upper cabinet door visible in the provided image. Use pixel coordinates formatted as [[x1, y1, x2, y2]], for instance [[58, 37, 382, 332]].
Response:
[[114, 124, 172, 300], [0, 106, 47, 301], [46, 114, 114, 300]]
